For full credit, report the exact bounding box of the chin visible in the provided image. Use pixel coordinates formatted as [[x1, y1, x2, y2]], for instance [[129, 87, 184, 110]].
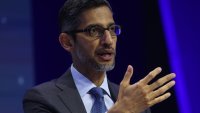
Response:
[[94, 61, 115, 72]]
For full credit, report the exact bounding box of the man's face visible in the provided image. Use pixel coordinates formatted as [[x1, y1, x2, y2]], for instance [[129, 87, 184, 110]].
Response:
[[72, 6, 117, 72]]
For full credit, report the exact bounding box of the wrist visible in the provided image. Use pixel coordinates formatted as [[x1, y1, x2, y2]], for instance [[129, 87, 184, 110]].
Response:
[[107, 102, 129, 113], [107, 101, 139, 113]]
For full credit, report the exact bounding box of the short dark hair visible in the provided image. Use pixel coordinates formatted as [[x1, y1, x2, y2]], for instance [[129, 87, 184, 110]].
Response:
[[59, 0, 112, 33]]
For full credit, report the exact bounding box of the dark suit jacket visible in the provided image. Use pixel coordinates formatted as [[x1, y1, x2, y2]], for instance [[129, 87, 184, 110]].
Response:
[[23, 69, 151, 113]]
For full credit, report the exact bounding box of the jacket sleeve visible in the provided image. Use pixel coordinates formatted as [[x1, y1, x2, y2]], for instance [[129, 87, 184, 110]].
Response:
[[144, 108, 151, 113], [23, 89, 55, 113]]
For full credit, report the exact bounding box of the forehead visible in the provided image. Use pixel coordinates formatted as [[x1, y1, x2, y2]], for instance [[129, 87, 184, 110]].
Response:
[[78, 6, 114, 28]]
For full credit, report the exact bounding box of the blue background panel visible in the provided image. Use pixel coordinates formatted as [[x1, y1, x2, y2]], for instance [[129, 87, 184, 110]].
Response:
[[0, 0, 34, 112]]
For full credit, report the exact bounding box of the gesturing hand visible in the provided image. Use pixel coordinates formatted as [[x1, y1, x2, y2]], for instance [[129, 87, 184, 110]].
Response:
[[108, 65, 176, 113]]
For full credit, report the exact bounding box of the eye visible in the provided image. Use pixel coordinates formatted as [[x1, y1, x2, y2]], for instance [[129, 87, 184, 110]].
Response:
[[90, 27, 98, 34], [89, 26, 103, 37], [109, 25, 121, 36], [109, 25, 116, 32]]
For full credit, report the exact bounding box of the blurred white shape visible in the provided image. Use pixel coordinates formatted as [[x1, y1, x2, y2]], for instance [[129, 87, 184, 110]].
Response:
[[1, 16, 7, 24], [18, 76, 24, 86]]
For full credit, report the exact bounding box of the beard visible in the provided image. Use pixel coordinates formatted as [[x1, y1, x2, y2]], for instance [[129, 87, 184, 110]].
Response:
[[75, 46, 115, 72]]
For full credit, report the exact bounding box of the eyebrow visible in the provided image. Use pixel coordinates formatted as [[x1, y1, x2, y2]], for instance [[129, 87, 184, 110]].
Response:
[[85, 22, 115, 28]]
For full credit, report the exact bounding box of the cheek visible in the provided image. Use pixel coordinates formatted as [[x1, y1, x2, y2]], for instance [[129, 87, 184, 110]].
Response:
[[113, 38, 117, 48], [76, 40, 99, 56], [86, 44, 98, 56]]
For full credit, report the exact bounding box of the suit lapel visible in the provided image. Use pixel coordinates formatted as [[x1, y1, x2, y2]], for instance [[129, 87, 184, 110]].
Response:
[[55, 69, 87, 113], [108, 81, 119, 102]]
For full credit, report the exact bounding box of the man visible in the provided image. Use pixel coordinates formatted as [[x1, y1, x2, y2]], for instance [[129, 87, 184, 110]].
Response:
[[23, 0, 176, 113]]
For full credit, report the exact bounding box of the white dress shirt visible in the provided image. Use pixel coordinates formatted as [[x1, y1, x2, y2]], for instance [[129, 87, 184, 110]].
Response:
[[70, 65, 114, 113]]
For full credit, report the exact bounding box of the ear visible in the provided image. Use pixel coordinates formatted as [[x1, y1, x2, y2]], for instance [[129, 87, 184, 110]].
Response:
[[59, 33, 74, 52]]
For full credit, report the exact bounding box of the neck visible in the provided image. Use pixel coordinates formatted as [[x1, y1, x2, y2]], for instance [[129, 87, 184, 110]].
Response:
[[73, 63, 106, 87]]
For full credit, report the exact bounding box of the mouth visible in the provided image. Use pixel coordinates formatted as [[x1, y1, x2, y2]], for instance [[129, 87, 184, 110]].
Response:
[[96, 49, 115, 61]]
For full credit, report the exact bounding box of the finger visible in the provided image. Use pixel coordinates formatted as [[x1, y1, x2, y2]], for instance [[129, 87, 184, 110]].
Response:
[[149, 73, 176, 91], [148, 92, 171, 107], [118, 65, 133, 99], [121, 65, 134, 85], [141, 67, 162, 84], [148, 80, 175, 100]]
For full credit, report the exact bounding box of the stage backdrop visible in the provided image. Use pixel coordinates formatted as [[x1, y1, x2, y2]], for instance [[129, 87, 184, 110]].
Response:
[[159, 0, 200, 113], [0, 0, 34, 112]]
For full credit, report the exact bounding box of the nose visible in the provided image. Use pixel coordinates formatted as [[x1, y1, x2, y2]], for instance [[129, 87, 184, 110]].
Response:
[[100, 30, 114, 46]]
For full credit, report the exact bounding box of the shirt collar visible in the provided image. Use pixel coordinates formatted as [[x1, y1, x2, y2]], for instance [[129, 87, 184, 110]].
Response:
[[70, 64, 111, 97]]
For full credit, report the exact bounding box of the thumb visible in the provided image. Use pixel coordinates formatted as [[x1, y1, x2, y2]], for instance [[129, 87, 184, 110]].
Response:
[[118, 65, 134, 99], [122, 65, 134, 85]]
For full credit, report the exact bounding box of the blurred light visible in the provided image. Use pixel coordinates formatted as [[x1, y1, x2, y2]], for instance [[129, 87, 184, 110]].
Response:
[[18, 76, 24, 86], [158, 0, 191, 113], [1, 16, 7, 24]]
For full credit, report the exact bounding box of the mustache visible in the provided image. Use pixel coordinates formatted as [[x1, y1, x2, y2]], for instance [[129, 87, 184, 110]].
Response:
[[95, 47, 116, 55]]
